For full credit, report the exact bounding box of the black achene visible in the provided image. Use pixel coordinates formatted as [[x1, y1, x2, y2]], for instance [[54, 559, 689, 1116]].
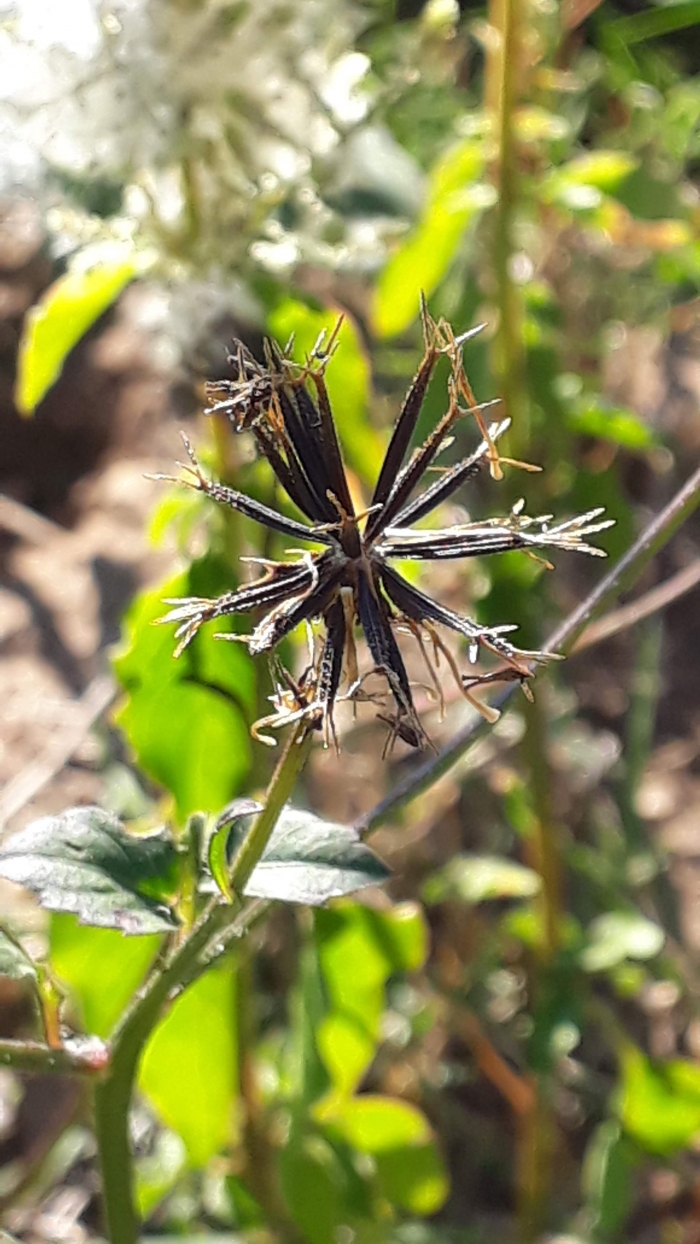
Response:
[[158, 301, 612, 749]]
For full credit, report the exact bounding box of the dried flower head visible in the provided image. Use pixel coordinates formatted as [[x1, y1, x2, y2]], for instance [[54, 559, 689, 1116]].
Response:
[[158, 300, 612, 750]]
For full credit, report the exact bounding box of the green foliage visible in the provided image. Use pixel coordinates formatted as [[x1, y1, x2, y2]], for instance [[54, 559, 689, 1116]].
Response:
[[423, 854, 541, 905], [15, 246, 139, 415], [316, 901, 427, 1093], [0, 806, 179, 934], [114, 563, 255, 822], [0, 926, 38, 984], [582, 1120, 638, 1239], [243, 808, 391, 906], [580, 911, 664, 973], [7, 3, 700, 1240], [139, 963, 239, 1167], [324, 1096, 448, 1215], [620, 1046, 700, 1155], [373, 138, 490, 339], [50, 915, 162, 1037], [211, 800, 390, 905]]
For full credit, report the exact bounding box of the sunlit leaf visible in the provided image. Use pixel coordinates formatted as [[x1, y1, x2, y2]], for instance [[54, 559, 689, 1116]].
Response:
[[620, 1045, 700, 1154], [244, 808, 390, 906], [569, 402, 656, 450], [50, 914, 162, 1037], [424, 854, 541, 905], [314, 903, 426, 1093], [0, 927, 38, 984], [279, 1130, 357, 1244], [15, 244, 139, 416], [581, 911, 664, 972], [555, 151, 639, 190], [114, 561, 255, 822], [139, 963, 238, 1167], [0, 807, 178, 934], [323, 1096, 449, 1215], [267, 299, 380, 482], [316, 1013, 375, 1098], [373, 138, 488, 339]]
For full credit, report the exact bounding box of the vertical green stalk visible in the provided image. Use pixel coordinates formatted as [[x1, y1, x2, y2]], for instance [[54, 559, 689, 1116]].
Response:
[[486, 2, 560, 1234], [94, 722, 312, 1244], [517, 696, 561, 1241], [487, 0, 528, 446], [521, 696, 561, 963]]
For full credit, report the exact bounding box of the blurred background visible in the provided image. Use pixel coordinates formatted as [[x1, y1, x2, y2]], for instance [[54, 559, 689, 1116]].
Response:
[[1, 0, 700, 1240]]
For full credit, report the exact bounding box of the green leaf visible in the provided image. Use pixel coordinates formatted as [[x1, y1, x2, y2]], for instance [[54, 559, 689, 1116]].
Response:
[[119, 681, 252, 827], [244, 808, 390, 907], [373, 138, 489, 339], [15, 244, 139, 415], [50, 914, 162, 1037], [582, 1120, 637, 1237], [267, 299, 381, 483], [0, 927, 38, 984], [0, 806, 178, 934], [139, 962, 238, 1167], [324, 1096, 448, 1215], [581, 912, 664, 973], [423, 854, 541, 905], [315, 903, 426, 1094], [568, 402, 656, 450], [553, 151, 638, 191], [279, 1131, 354, 1244], [607, 1, 700, 45], [620, 1045, 700, 1154], [114, 562, 255, 822], [209, 798, 262, 902]]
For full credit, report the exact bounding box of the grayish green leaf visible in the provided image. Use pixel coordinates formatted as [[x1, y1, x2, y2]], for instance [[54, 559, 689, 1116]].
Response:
[[423, 854, 540, 905], [0, 927, 38, 984], [244, 807, 390, 906], [0, 806, 179, 934], [581, 911, 664, 972]]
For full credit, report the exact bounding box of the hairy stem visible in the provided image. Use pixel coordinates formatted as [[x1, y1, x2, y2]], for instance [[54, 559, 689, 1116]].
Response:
[[94, 721, 312, 1244]]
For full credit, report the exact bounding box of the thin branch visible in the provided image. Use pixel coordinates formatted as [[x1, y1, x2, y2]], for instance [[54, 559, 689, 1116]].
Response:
[[0, 1037, 109, 1076], [573, 557, 700, 651], [356, 461, 700, 836]]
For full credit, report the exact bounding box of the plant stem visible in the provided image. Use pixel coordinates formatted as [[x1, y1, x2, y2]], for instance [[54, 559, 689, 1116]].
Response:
[[487, 0, 528, 445], [94, 721, 312, 1244], [0, 1038, 108, 1075], [230, 724, 313, 895], [521, 696, 561, 962], [356, 460, 700, 836]]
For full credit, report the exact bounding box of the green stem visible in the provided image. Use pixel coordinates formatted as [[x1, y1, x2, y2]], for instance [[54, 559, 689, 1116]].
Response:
[[521, 696, 561, 962], [0, 1038, 107, 1076], [231, 724, 313, 895], [94, 721, 313, 1244], [487, 0, 528, 445]]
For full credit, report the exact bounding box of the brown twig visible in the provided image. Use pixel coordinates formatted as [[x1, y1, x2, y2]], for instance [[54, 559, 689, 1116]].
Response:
[[573, 557, 700, 651], [457, 1008, 535, 1116]]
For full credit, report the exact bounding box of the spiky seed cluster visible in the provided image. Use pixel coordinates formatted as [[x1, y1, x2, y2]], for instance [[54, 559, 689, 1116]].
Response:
[[158, 302, 612, 749]]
